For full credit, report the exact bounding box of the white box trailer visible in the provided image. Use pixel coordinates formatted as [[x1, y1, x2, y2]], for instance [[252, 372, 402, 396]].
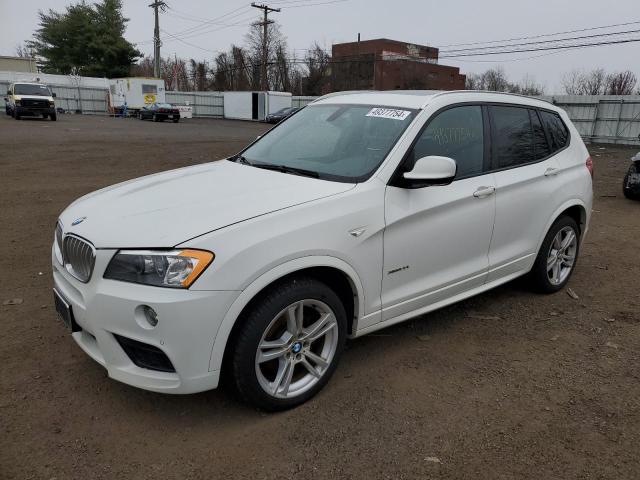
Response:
[[223, 91, 292, 121], [108, 77, 166, 112]]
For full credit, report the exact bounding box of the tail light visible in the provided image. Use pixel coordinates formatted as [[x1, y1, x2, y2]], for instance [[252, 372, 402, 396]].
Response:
[[586, 156, 594, 178]]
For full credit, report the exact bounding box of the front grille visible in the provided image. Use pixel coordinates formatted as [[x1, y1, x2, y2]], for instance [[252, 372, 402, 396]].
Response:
[[21, 98, 50, 108], [114, 335, 176, 372], [54, 221, 64, 264], [62, 235, 96, 283]]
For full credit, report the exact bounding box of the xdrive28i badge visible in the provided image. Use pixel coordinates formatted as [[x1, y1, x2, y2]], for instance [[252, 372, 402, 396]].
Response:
[[71, 217, 87, 226]]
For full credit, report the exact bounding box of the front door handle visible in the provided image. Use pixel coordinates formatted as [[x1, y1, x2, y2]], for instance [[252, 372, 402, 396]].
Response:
[[544, 167, 560, 177], [473, 186, 495, 198]]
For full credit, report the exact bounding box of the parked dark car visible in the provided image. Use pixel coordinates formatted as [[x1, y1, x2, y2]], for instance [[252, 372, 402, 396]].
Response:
[[623, 151, 640, 200], [138, 103, 180, 123], [265, 107, 300, 124]]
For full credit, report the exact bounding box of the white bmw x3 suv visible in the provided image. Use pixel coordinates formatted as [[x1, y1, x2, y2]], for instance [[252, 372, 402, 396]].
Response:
[[52, 90, 593, 410]]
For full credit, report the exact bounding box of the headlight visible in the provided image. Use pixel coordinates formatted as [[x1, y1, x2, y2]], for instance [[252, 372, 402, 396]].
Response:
[[104, 249, 214, 288], [15, 100, 21, 105], [49, 101, 55, 106]]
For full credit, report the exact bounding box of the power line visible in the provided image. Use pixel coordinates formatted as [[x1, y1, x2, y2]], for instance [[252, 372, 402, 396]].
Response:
[[439, 28, 640, 54], [439, 36, 640, 58], [435, 19, 640, 48]]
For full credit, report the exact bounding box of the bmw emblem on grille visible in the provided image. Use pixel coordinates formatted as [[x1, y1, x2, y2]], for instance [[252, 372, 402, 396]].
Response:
[[71, 216, 87, 226]]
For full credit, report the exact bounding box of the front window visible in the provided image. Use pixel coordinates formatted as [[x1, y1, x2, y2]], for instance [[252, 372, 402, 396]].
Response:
[[155, 103, 172, 108], [240, 104, 417, 182], [14, 84, 51, 96]]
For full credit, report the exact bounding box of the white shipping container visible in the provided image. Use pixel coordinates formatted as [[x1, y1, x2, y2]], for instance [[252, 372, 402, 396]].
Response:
[[108, 78, 166, 110], [223, 91, 292, 121]]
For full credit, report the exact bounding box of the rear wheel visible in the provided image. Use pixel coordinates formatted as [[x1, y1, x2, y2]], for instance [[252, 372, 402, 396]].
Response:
[[529, 215, 580, 293], [152, 114, 158, 122], [172, 117, 179, 123], [623, 166, 640, 200], [229, 277, 347, 411]]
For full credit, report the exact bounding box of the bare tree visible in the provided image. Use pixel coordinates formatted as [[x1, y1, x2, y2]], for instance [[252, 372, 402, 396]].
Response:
[[481, 68, 510, 92], [562, 70, 583, 95], [581, 68, 607, 95], [15, 43, 36, 58], [606, 71, 637, 95], [516, 74, 544, 96], [245, 20, 287, 90], [303, 43, 331, 95]]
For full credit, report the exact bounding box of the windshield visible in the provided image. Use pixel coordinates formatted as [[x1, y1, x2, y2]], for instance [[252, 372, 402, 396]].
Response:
[[14, 84, 51, 96], [155, 103, 172, 108], [241, 104, 417, 182]]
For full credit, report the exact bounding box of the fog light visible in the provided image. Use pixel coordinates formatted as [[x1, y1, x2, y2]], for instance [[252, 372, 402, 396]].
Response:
[[143, 305, 159, 327]]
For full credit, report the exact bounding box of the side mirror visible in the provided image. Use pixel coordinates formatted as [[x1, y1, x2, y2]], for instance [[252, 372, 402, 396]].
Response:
[[3, 97, 7, 103], [402, 156, 457, 187], [52, 92, 57, 98]]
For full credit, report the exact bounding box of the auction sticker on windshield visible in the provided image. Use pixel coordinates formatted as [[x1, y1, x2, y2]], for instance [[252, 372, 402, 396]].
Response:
[[366, 108, 411, 121]]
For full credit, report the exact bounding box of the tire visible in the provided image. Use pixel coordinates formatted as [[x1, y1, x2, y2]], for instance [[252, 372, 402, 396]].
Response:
[[172, 117, 179, 123], [50, 112, 57, 121], [529, 215, 580, 293], [229, 276, 347, 411], [43, 114, 48, 119], [153, 114, 158, 122], [623, 168, 640, 200], [14, 111, 20, 120], [138, 113, 142, 120]]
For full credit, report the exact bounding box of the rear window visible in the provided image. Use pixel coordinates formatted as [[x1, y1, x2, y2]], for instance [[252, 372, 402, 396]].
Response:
[[530, 110, 551, 160], [539, 111, 569, 151], [489, 106, 534, 169]]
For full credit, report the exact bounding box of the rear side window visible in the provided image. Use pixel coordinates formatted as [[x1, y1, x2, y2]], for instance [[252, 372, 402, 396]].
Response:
[[489, 106, 534, 169], [539, 111, 569, 151], [530, 110, 551, 160], [410, 105, 485, 179]]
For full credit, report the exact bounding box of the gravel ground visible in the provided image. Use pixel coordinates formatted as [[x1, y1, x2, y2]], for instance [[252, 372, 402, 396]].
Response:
[[1, 114, 639, 480]]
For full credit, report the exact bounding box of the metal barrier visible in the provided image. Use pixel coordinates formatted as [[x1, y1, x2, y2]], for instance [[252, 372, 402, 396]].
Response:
[[292, 96, 317, 108], [0, 81, 109, 114], [543, 95, 640, 146], [166, 91, 224, 118]]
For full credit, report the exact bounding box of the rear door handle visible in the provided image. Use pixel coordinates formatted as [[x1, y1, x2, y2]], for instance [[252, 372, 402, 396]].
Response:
[[473, 186, 495, 198], [544, 167, 560, 177]]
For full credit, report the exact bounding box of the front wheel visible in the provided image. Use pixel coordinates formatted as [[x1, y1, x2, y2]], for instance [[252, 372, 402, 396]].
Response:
[[172, 117, 179, 123], [50, 113, 57, 121], [529, 215, 580, 293], [229, 277, 347, 411]]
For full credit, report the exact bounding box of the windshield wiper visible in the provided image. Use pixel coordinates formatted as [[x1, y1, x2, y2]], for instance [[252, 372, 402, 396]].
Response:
[[250, 163, 320, 179], [229, 154, 253, 166]]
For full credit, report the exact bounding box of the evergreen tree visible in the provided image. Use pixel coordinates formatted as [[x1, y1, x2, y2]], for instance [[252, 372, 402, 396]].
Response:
[[29, 0, 141, 77]]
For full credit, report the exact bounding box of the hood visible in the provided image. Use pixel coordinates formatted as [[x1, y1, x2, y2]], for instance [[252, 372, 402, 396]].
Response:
[[59, 160, 354, 248]]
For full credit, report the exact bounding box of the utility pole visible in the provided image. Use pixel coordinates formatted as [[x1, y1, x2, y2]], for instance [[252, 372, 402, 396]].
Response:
[[149, 0, 166, 78], [251, 3, 280, 91]]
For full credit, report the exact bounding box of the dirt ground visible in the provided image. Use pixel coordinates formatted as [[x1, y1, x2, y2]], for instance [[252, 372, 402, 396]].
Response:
[[1, 114, 639, 480]]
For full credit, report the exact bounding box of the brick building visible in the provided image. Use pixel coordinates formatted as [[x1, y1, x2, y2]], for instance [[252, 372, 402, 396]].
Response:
[[331, 38, 465, 92]]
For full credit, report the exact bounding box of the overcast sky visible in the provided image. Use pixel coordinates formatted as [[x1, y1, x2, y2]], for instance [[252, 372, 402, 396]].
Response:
[[1, 0, 638, 93]]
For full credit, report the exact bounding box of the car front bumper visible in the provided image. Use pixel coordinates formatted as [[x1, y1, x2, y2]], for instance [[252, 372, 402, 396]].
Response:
[[52, 246, 239, 394], [16, 106, 55, 116]]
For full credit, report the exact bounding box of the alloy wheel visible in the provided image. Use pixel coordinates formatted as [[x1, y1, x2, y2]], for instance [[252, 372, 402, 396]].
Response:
[[547, 226, 578, 285], [255, 299, 338, 399]]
